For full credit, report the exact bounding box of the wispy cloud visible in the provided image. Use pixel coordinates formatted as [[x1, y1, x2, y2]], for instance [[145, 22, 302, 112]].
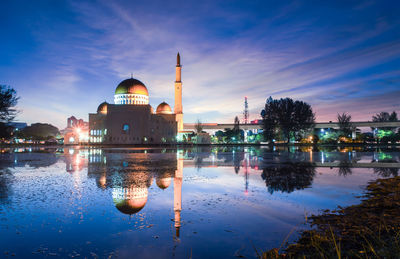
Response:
[[1, 0, 399, 128]]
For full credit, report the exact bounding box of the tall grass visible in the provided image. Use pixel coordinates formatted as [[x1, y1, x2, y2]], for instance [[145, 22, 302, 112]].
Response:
[[259, 176, 400, 258]]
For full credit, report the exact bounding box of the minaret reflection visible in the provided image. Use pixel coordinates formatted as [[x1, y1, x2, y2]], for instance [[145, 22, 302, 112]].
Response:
[[174, 155, 183, 239]]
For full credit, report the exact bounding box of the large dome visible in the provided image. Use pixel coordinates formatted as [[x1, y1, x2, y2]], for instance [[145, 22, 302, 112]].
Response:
[[156, 102, 172, 114], [115, 78, 148, 96], [112, 186, 148, 215], [114, 78, 150, 105], [115, 197, 148, 215]]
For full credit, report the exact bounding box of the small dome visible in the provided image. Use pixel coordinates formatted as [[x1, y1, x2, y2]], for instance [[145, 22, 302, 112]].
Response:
[[156, 177, 171, 189], [97, 101, 108, 114], [156, 102, 172, 114], [115, 78, 148, 96]]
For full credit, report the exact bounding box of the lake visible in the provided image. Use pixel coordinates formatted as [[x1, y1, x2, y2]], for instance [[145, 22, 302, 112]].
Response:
[[0, 146, 399, 258]]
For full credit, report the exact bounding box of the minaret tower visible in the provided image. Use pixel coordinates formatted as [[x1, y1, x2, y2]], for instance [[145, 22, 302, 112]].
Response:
[[175, 52, 183, 132], [174, 156, 183, 238]]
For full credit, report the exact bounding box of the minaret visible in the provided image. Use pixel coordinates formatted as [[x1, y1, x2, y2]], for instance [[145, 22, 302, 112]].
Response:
[[173, 157, 183, 238], [175, 52, 183, 132]]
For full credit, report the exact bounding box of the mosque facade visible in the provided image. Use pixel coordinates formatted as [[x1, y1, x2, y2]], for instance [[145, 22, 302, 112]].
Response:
[[89, 53, 184, 144]]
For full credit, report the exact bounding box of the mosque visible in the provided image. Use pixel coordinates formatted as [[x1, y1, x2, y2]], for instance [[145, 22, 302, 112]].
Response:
[[89, 53, 184, 144]]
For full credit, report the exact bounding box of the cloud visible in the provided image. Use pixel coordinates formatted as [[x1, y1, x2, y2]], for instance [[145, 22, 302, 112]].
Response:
[[2, 0, 399, 129]]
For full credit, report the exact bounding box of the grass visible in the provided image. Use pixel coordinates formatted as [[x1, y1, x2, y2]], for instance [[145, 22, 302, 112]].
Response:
[[260, 176, 400, 258]]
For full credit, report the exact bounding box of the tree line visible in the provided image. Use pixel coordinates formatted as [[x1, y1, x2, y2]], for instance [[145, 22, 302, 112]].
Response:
[[0, 85, 60, 142], [260, 96, 399, 144]]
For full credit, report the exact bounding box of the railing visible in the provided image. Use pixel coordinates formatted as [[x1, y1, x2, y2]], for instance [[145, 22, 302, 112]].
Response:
[[183, 121, 400, 130]]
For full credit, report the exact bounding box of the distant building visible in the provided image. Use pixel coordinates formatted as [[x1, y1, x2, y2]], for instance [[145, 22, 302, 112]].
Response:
[[63, 116, 89, 145], [89, 53, 184, 144]]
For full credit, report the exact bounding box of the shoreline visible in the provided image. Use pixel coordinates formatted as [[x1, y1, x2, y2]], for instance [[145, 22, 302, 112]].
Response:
[[1, 143, 400, 148], [262, 176, 400, 258]]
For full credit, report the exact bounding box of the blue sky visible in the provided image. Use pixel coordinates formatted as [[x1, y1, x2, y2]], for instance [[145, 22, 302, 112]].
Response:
[[1, 0, 400, 129]]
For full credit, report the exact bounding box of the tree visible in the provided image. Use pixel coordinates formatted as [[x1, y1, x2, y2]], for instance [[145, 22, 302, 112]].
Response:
[[194, 119, 203, 134], [0, 85, 19, 122], [20, 123, 59, 140], [372, 111, 398, 131], [214, 130, 224, 143], [261, 162, 316, 194], [0, 122, 13, 140], [233, 116, 240, 132], [260, 97, 315, 143], [337, 112, 353, 137], [233, 116, 240, 141]]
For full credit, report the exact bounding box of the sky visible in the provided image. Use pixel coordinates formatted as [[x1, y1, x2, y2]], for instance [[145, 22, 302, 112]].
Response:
[[1, 0, 400, 129]]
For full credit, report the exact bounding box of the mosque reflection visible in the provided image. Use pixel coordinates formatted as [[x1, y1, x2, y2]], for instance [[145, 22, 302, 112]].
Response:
[[64, 148, 87, 173], [1, 146, 400, 208], [87, 149, 183, 237], [181, 146, 400, 193]]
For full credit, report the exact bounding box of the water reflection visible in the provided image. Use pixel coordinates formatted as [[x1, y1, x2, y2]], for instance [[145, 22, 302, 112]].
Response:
[[1, 146, 400, 258], [0, 169, 12, 203], [87, 149, 183, 237], [337, 162, 353, 176], [374, 167, 399, 177], [261, 162, 316, 194], [64, 148, 87, 172], [0, 147, 59, 169]]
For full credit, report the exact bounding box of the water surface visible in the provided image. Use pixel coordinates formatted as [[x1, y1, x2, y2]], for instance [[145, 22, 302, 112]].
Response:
[[0, 146, 399, 258]]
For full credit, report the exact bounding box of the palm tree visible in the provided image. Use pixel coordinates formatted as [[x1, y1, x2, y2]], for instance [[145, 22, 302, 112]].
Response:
[[337, 112, 354, 137], [372, 111, 398, 131], [194, 119, 203, 134]]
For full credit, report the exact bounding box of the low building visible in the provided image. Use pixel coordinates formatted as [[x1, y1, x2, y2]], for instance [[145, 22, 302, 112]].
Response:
[[63, 116, 89, 145]]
